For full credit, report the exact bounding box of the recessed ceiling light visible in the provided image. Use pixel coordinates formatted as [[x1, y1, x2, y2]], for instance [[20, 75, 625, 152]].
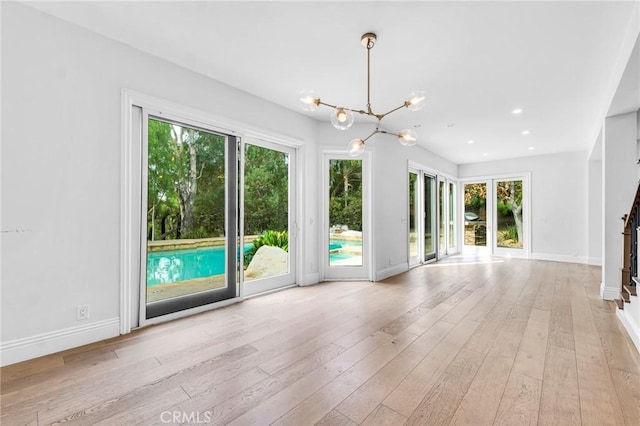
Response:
[[467, 140, 475, 144], [521, 130, 530, 135], [512, 108, 523, 114], [528, 146, 534, 151], [483, 153, 488, 156]]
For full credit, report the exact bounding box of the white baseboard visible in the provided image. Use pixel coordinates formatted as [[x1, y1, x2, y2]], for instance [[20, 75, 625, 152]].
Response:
[[617, 308, 640, 354], [600, 282, 619, 301], [531, 252, 588, 264], [375, 262, 409, 281], [301, 272, 320, 286], [0, 318, 120, 367], [587, 257, 602, 266]]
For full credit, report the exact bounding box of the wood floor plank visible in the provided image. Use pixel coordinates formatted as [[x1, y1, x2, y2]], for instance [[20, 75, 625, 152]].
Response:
[[383, 318, 480, 417], [360, 404, 407, 426], [538, 345, 581, 426], [512, 308, 551, 380], [315, 409, 357, 426], [440, 283, 492, 324], [548, 278, 576, 351], [576, 358, 625, 426], [405, 348, 485, 426], [493, 372, 542, 426], [64, 386, 190, 426], [238, 332, 418, 426], [609, 367, 640, 426], [463, 300, 515, 355], [198, 331, 392, 426], [532, 263, 555, 311], [449, 304, 529, 425], [335, 320, 455, 423], [203, 343, 346, 425]]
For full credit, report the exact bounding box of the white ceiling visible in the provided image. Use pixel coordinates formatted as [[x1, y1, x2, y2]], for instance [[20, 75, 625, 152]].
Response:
[[24, 1, 638, 164]]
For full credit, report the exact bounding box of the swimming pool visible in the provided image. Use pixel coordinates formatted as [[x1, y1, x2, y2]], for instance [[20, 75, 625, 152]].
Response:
[[329, 239, 362, 263], [147, 245, 251, 286]]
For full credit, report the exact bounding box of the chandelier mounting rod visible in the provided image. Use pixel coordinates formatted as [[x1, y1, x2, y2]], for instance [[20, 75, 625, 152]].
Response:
[[362, 33, 376, 114]]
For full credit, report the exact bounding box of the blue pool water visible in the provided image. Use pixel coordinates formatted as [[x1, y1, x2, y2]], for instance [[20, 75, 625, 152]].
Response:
[[329, 239, 362, 263], [147, 245, 251, 286]]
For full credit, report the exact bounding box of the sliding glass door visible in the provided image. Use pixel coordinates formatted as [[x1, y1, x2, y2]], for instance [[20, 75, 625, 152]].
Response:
[[142, 114, 237, 321], [424, 174, 437, 261], [409, 171, 420, 267], [241, 138, 296, 296]]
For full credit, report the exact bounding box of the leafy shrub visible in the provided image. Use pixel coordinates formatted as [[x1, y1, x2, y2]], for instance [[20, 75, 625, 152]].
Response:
[[497, 202, 512, 217], [244, 230, 288, 266], [503, 225, 519, 241]]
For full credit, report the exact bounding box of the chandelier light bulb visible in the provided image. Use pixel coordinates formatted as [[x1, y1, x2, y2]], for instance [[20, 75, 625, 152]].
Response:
[[398, 129, 418, 146], [298, 90, 319, 112], [347, 138, 365, 157], [331, 107, 354, 130], [406, 91, 426, 112]]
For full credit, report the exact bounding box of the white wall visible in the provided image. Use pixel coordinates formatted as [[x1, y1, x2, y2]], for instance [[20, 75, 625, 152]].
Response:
[[588, 159, 603, 265], [316, 124, 458, 279], [0, 3, 319, 364], [459, 151, 589, 263], [588, 130, 603, 266], [602, 111, 638, 300]]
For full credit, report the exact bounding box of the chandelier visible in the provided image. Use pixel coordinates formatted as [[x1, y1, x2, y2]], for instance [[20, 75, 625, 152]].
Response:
[[298, 32, 426, 157]]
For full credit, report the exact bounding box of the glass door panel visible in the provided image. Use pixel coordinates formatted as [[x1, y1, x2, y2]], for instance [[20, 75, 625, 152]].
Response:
[[463, 182, 489, 252], [143, 116, 237, 320], [438, 179, 446, 256], [409, 171, 420, 266], [242, 140, 295, 296], [328, 159, 363, 267], [494, 178, 528, 257], [449, 182, 456, 251], [424, 175, 437, 261]]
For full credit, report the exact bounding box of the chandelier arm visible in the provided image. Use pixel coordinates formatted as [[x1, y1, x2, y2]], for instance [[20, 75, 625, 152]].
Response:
[[378, 130, 401, 138], [317, 100, 337, 109], [317, 100, 371, 116], [362, 128, 380, 143], [379, 102, 410, 120]]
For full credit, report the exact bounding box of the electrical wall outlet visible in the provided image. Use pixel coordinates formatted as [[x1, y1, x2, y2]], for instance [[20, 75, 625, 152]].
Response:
[[77, 304, 89, 321]]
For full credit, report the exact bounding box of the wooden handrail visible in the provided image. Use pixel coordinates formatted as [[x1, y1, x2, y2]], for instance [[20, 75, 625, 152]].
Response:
[[620, 182, 640, 308]]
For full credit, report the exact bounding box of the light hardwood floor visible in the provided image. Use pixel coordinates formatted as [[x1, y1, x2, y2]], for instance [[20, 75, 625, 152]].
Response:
[[2, 257, 639, 425]]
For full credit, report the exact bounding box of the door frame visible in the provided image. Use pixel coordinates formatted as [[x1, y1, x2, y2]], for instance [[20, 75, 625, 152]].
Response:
[[321, 150, 373, 281], [240, 136, 297, 297], [460, 173, 531, 258], [408, 168, 421, 268], [120, 89, 304, 333]]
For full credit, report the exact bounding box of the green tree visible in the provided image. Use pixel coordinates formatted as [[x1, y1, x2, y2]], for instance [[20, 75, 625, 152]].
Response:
[[147, 119, 180, 240], [329, 159, 362, 231], [244, 145, 289, 235], [497, 180, 523, 242]]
